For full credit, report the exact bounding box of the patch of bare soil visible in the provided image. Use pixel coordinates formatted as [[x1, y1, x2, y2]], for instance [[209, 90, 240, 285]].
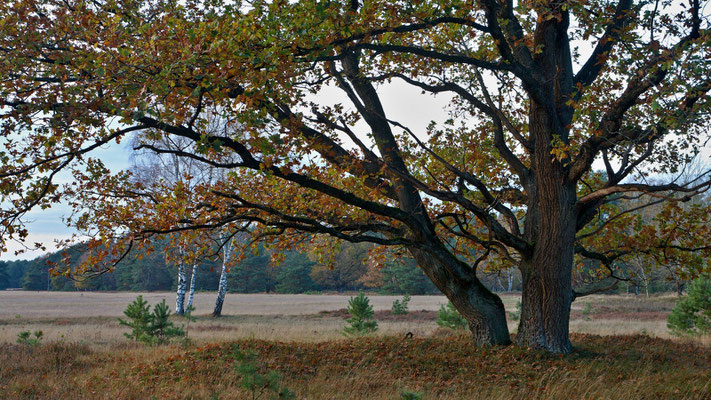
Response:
[[192, 324, 241, 332], [570, 310, 669, 321], [317, 309, 438, 322], [374, 310, 438, 321], [317, 308, 350, 318]]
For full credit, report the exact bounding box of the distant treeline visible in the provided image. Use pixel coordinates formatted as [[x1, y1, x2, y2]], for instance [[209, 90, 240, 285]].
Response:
[[0, 241, 443, 295], [0, 239, 687, 295]]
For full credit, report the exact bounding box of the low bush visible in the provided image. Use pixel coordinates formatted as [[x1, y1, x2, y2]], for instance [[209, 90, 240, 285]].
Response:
[[17, 330, 43, 346], [343, 291, 378, 336], [668, 278, 711, 336], [436, 302, 467, 330], [391, 294, 411, 315], [233, 346, 295, 400], [233, 347, 296, 400], [118, 295, 185, 345], [400, 390, 424, 400]]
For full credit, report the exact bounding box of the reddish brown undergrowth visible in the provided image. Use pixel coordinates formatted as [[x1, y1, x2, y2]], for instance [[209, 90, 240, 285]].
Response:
[[2, 333, 709, 399]]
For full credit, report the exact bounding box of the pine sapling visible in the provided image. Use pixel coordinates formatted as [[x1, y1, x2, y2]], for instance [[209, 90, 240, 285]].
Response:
[[232, 346, 295, 400], [391, 294, 411, 315], [118, 295, 152, 342], [436, 302, 467, 330], [16, 330, 43, 346], [150, 299, 185, 345], [119, 296, 186, 345], [343, 291, 378, 336], [668, 278, 711, 336]]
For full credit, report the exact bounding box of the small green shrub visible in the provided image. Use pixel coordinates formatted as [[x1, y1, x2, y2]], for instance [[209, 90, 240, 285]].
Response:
[[17, 330, 43, 346], [118, 295, 152, 342], [119, 296, 185, 345], [581, 302, 593, 321], [232, 346, 295, 400], [149, 299, 186, 344], [436, 302, 467, 330], [668, 278, 711, 336], [581, 303, 593, 315], [343, 291, 378, 336], [508, 301, 521, 321], [400, 390, 424, 400], [391, 294, 411, 315]]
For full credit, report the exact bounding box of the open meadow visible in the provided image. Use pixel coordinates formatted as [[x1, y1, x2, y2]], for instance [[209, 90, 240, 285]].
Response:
[[0, 291, 696, 344], [1, 291, 710, 399]]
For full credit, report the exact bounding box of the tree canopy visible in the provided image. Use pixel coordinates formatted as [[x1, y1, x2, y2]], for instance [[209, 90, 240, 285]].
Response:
[[1, 0, 710, 353]]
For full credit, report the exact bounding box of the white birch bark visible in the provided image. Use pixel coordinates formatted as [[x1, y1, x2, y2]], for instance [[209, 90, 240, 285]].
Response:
[[507, 269, 514, 292], [187, 263, 198, 309], [176, 261, 187, 315], [213, 237, 233, 317]]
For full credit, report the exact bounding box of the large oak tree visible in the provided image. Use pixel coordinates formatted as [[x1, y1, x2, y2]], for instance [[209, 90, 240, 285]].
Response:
[[1, 0, 710, 353]]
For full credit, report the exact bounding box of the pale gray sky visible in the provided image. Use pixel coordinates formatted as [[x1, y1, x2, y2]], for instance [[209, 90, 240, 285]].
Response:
[[1, 140, 134, 261]]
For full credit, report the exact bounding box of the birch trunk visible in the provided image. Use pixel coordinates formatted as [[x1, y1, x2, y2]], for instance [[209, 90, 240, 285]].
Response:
[[213, 237, 233, 317], [187, 263, 198, 309], [213, 262, 228, 317], [176, 262, 187, 315]]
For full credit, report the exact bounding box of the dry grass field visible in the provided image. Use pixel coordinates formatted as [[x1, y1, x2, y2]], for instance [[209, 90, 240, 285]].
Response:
[[0, 291, 692, 345], [0, 291, 451, 318], [1, 291, 710, 399], [0, 292, 455, 345]]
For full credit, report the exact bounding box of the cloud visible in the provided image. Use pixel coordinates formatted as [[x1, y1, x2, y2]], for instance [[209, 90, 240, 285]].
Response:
[[1, 232, 75, 261]]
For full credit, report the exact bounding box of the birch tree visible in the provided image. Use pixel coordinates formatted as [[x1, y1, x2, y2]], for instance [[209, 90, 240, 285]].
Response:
[[130, 135, 205, 315], [213, 230, 234, 317]]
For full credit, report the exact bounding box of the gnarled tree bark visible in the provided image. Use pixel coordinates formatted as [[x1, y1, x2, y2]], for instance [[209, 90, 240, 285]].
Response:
[[411, 248, 510, 346]]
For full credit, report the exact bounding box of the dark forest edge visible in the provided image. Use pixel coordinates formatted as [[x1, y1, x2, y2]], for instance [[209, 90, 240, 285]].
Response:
[[0, 240, 442, 294], [0, 237, 689, 296]]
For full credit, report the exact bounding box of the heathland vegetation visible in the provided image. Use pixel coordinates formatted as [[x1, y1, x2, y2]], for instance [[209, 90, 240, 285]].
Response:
[[2, 333, 710, 399], [1, 291, 710, 399]]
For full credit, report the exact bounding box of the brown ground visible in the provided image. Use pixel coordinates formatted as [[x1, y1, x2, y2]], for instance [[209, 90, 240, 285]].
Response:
[[0, 291, 450, 319], [0, 291, 699, 346], [2, 333, 710, 399]]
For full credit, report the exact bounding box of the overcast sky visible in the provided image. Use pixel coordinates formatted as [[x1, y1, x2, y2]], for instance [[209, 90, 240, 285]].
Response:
[[1, 141, 134, 261]]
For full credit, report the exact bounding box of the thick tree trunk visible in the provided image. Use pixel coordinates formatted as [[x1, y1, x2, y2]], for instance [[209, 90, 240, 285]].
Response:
[[517, 181, 577, 353], [187, 263, 198, 309], [342, 48, 509, 346], [517, 252, 574, 353], [176, 262, 187, 315], [410, 248, 511, 346], [513, 66, 579, 352]]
